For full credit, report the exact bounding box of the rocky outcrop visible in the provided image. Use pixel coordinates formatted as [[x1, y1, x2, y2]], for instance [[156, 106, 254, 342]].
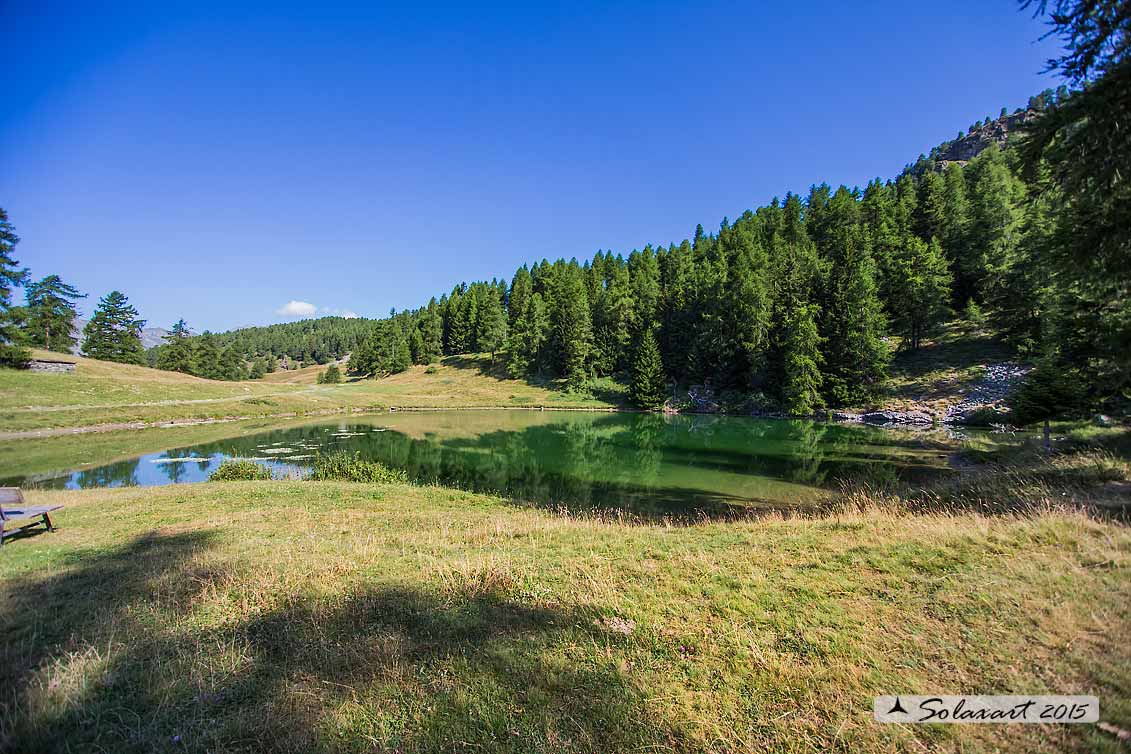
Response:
[[935, 110, 1037, 166], [862, 410, 934, 426]]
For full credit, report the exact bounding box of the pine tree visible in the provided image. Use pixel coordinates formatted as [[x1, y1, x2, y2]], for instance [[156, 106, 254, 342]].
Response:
[[81, 290, 146, 364], [964, 146, 1024, 303], [156, 319, 195, 374], [548, 262, 593, 388], [816, 187, 889, 406], [888, 237, 952, 350], [780, 303, 824, 415], [630, 328, 666, 410], [591, 254, 632, 374], [218, 345, 247, 380], [24, 274, 85, 352], [193, 333, 222, 379], [0, 207, 30, 367], [408, 327, 425, 364], [627, 246, 660, 341], [475, 284, 507, 358], [723, 222, 772, 386], [419, 299, 443, 363], [505, 291, 548, 379], [249, 358, 267, 379], [321, 363, 342, 383]]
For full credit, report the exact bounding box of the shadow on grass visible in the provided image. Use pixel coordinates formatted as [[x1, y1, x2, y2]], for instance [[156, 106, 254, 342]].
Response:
[[1, 531, 670, 753]]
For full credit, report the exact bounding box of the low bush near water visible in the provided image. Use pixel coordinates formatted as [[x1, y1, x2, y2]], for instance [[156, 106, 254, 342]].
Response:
[[307, 451, 409, 483], [208, 460, 274, 481]]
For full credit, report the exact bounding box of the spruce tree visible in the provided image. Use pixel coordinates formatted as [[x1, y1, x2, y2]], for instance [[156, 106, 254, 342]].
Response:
[[505, 291, 548, 379], [81, 290, 146, 364], [218, 345, 247, 380], [0, 207, 30, 367], [780, 303, 824, 415], [321, 363, 342, 383], [475, 284, 507, 358], [964, 146, 1024, 303], [419, 299, 444, 363], [591, 255, 632, 375], [816, 187, 889, 406], [630, 328, 666, 410], [888, 237, 952, 350], [193, 333, 222, 379], [24, 274, 85, 352], [156, 320, 195, 374], [723, 222, 772, 387], [548, 262, 592, 388]]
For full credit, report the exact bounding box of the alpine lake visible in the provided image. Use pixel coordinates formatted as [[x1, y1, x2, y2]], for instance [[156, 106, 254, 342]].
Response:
[[0, 411, 1007, 518]]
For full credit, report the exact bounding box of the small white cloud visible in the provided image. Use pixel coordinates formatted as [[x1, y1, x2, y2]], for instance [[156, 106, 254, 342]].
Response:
[[340, 310, 359, 319], [277, 300, 317, 318]]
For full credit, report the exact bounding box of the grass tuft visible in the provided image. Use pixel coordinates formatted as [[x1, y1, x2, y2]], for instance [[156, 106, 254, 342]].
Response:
[[209, 460, 274, 481], [307, 451, 410, 484]]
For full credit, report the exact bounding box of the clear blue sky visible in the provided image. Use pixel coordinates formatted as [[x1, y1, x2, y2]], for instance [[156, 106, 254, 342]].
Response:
[[1, 0, 1060, 332]]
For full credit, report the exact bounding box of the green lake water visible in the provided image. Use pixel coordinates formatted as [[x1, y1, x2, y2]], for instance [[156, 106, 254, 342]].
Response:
[[0, 411, 983, 516]]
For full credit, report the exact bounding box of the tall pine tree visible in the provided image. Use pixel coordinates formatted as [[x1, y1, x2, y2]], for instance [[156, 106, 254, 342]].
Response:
[[24, 275, 85, 353], [82, 291, 147, 364]]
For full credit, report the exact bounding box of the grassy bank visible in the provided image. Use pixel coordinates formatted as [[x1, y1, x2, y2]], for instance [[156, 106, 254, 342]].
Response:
[[1, 480, 1128, 753], [0, 352, 623, 434]]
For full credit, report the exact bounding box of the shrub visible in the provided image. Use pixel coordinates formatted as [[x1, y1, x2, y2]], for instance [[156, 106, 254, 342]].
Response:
[[0, 344, 30, 369], [424, 365, 439, 374], [307, 451, 409, 484], [957, 406, 1012, 427], [209, 460, 274, 481]]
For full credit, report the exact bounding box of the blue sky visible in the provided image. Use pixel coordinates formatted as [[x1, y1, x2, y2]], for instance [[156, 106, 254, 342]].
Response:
[[1, 1, 1060, 332]]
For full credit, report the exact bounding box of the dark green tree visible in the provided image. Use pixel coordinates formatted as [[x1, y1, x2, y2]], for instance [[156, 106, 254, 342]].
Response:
[[475, 284, 507, 359], [0, 207, 30, 367], [156, 319, 195, 374], [888, 237, 952, 349], [780, 303, 824, 415], [630, 328, 666, 410], [193, 333, 222, 379], [24, 274, 85, 353], [81, 290, 146, 364], [218, 345, 247, 381], [419, 298, 444, 363], [547, 262, 592, 388], [1019, 0, 1131, 403], [816, 188, 889, 405]]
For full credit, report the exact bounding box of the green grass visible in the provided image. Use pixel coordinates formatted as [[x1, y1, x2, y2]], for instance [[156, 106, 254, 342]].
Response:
[[0, 352, 623, 434], [1, 478, 1128, 753]]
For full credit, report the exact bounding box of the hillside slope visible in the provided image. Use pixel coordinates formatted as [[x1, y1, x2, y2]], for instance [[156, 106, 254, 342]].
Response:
[[0, 352, 621, 434]]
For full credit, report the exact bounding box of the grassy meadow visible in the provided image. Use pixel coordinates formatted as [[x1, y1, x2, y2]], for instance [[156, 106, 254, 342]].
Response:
[[0, 352, 622, 434], [1, 475, 1128, 754]]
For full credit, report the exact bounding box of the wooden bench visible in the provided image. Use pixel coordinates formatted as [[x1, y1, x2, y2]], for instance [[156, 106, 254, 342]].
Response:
[[0, 488, 63, 546]]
